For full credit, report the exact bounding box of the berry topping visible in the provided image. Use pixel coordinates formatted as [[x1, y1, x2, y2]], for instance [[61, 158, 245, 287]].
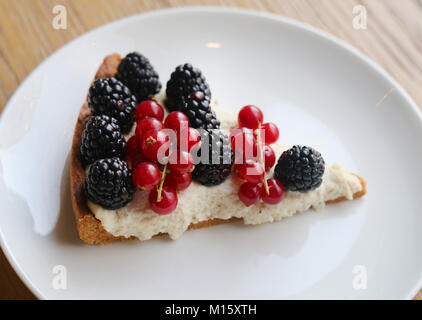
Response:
[[263, 145, 276, 171], [257, 122, 279, 145], [115, 52, 161, 102], [135, 100, 164, 123], [126, 136, 141, 159], [84, 157, 135, 210], [80, 115, 125, 166], [260, 178, 285, 204], [87, 77, 137, 133], [135, 117, 164, 142], [238, 105, 264, 130], [125, 135, 146, 170], [238, 182, 261, 206], [148, 186, 178, 215], [168, 150, 195, 174], [234, 105, 285, 206], [165, 63, 211, 112], [126, 108, 210, 215], [179, 91, 221, 130], [132, 162, 161, 191], [230, 127, 258, 164], [178, 126, 201, 152], [127, 152, 146, 171], [164, 111, 189, 132], [274, 145, 325, 192], [140, 129, 170, 162], [164, 171, 192, 191], [192, 129, 234, 186], [236, 161, 265, 184]]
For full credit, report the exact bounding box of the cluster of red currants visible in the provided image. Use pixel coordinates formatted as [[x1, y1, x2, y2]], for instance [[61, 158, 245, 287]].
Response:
[[126, 100, 200, 215], [230, 105, 285, 206]]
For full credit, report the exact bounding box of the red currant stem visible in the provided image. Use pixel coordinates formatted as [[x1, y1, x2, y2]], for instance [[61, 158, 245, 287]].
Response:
[[157, 138, 177, 202], [257, 123, 269, 195], [156, 163, 168, 202]]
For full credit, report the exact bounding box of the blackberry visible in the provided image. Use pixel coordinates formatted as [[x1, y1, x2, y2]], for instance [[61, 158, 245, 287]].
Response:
[[115, 52, 161, 102], [80, 115, 125, 166], [165, 63, 211, 111], [88, 77, 137, 133], [192, 129, 234, 186], [274, 145, 325, 193], [180, 91, 220, 130], [84, 157, 135, 210]]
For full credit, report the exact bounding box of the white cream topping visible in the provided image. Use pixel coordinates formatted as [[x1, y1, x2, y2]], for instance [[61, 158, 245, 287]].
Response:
[[88, 97, 363, 241]]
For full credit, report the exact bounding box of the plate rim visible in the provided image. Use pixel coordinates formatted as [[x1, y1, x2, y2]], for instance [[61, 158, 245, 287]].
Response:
[[1, 6, 421, 300]]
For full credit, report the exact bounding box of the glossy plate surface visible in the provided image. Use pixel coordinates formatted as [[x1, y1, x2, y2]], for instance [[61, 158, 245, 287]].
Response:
[[1, 7, 421, 299]]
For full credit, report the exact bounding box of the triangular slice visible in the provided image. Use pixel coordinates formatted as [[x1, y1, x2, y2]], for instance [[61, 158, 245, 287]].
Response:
[[70, 54, 366, 244]]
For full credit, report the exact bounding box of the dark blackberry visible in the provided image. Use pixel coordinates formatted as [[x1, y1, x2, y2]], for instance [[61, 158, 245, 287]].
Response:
[[165, 63, 211, 111], [88, 77, 137, 133], [80, 115, 125, 166], [180, 91, 220, 130], [115, 52, 161, 102], [274, 145, 325, 193], [84, 157, 135, 210], [192, 129, 233, 186]]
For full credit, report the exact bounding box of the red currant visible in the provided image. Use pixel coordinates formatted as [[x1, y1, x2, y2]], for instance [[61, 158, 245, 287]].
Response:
[[238, 182, 261, 206], [263, 145, 276, 171], [126, 136, 141, 159], [261, 178, 285, 204], [164, 171, 192, 191], [135, 100, 164, 123], [168, 149, 194, 174], [135, 117, 163, 142], [141, 129, 170, 162], [132, 162, 161, 191], [238, 105, 263, 130], [128, 153, 146, 170], [230, 127, 258, 164], [149, 187, 178, 215], [178, 126, 201, 152], [236, 161, 265, 184], [125, 136, 146, 169], [164, 111, 189, 132], [230, 127, 253, 144], [188, 127, 201, 151], [256, 122, 279, 145]]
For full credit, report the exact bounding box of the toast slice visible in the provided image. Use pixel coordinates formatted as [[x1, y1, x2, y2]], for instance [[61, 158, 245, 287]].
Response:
[[70, 53, 366, 244]]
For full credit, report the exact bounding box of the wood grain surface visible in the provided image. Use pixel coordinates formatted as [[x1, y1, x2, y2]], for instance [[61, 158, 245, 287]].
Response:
[[0, 0, 421, 300]]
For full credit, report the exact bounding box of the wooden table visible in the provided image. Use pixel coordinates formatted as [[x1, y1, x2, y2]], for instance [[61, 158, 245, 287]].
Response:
[[0, 0, 421, 300]]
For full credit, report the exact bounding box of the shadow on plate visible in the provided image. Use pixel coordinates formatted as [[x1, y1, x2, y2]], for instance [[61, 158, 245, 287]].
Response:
[[53, 152, 83, 246]]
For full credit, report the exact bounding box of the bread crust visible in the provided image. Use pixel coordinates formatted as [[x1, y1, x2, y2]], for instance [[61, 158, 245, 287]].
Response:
[[70, 53, 367, 245]]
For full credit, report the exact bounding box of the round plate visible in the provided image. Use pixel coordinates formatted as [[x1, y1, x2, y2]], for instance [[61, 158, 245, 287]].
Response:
[[1, 7, 421, 300]]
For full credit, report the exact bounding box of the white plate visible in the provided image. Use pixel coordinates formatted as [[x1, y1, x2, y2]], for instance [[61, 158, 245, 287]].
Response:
[[1, 7, 422, 300]]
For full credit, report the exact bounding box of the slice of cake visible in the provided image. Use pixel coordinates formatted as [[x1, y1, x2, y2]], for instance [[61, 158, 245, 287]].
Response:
[[70, 53, 366, 244]]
